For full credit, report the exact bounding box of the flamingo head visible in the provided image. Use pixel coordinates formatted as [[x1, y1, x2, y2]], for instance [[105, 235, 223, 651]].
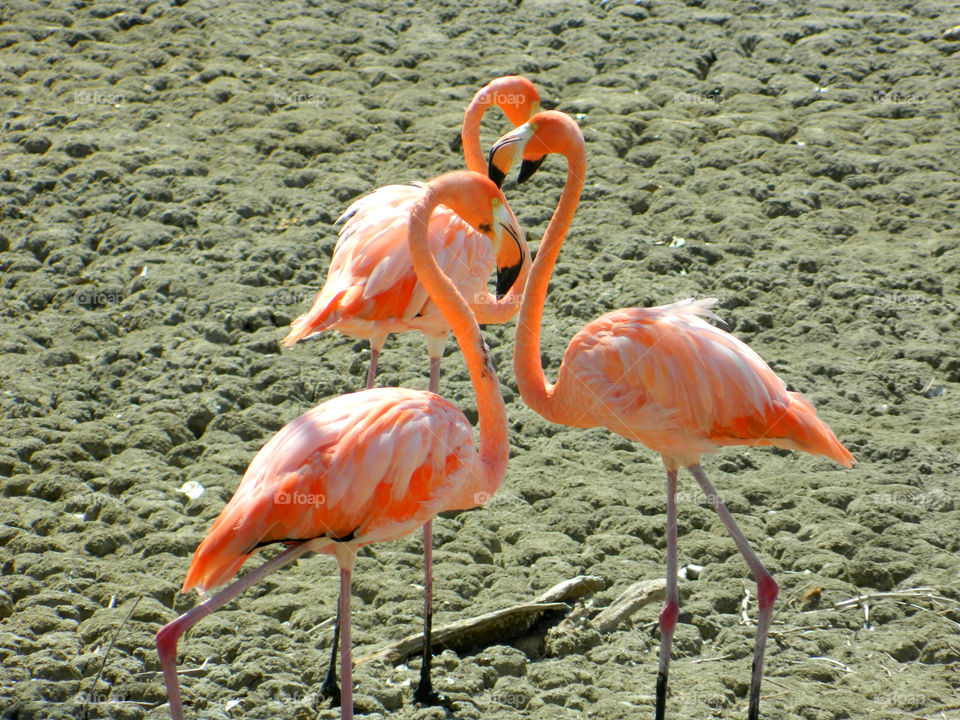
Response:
[[429, 171, 527, 299], [487, 110, 582, 187]]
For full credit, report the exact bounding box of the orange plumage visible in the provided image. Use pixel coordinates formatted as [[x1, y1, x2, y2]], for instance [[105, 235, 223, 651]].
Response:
[[555, 300, 854, 470], [182, 388, 477, 593]]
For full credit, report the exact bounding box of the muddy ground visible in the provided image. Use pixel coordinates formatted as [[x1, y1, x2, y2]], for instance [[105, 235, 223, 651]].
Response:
[[1, 0, 959, 718]]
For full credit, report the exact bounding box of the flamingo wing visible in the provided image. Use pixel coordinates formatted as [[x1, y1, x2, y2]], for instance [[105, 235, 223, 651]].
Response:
[[182, 387, 477, 592], [559, 298, 853, 466], [284, 185, 495, 344]]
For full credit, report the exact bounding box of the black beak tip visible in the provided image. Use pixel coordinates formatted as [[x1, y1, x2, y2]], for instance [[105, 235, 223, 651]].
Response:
[[488, 162, 506, 189], [496, 262, 522, 300], [518, 157, 545, 184]]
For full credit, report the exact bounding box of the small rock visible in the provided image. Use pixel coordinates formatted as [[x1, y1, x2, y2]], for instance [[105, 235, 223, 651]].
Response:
[[23, 135, 52, 154], [40, 349, 80, 367], [158, 208, 197, 228], [63, 141, 97, 158], [920, 636, 960, 664], [84, 528, 124, 557], [283, 170, 317, 188], [475, 645, 527, 677]]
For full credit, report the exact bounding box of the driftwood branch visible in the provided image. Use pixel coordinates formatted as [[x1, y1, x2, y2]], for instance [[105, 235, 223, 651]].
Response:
[[354, 575, 605, 667], [353, 568, 708, 667], [591, 578, 667, 634]]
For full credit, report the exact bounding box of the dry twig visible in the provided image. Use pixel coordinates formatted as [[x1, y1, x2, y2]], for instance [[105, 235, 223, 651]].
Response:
[[591, 578, 667, 634], [354, 575, 604, 666]]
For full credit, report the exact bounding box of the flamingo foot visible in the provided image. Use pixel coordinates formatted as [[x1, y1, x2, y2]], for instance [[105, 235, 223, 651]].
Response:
[[412, 679, 443, 707]]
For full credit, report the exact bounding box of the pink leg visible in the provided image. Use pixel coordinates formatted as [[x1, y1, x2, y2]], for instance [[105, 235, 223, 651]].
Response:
[[414, 344, 443, 703], [156, 541, 321, 720], [326, 336, 386, 707], [655, 469, 680, 720], [688, 464, 778, 720], [428, 357, 441, 395], [332, 545, 357, 720], [413, 519, 439, 704], [364, 346, 381, 390], [424, 335, 446, 395], [339, 564, 354, 720]]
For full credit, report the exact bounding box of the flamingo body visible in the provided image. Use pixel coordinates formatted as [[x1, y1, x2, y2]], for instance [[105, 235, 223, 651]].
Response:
[[552, 299, 854, 470], [182, 387, 478, 594], [283, 75, 539, 377], [284, 185, 506, 350]]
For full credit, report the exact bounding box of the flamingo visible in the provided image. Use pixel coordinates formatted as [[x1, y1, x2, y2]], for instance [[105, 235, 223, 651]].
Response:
[[281, 75, 540, 390], [282, 75, 537, 704], [156, 171, 516, 720], [487, 111, 854, 720]]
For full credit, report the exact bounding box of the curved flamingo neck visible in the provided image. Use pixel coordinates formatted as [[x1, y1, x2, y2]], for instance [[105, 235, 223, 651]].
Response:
[[463, 77, 533, 174], [462, 94, 493, 174], [513, 138, 586, 422], [409, 180, 509, 497]]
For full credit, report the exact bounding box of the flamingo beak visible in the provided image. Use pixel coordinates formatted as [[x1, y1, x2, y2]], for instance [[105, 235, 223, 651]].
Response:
[[492, 201, 525, 299], [517, 157, 545, 184], [487, 137, 519, 189], [487, 122, 536, 189]]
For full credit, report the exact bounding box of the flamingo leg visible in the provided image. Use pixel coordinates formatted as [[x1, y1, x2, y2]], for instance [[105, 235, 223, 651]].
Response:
[[655, 469, 680, 720], [338, 562, 355, 720], [425, 334, 446, 396], [688, 463, 778, 720], [322, 334, 387, 706], [428, 357, 441, 395], [319, 610, 342, 707], [414, 338, 445, 705], [156, 541, 320, 720], [365, 336, 386, 390], [413, 518, 441, 704]]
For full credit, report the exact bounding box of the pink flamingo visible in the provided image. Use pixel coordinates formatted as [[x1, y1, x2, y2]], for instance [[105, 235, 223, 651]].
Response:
[[488, 110, 854, 720], [156, 171, 516, 720], [282, 75, 540, 391], [282, 76, 537, 704]]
